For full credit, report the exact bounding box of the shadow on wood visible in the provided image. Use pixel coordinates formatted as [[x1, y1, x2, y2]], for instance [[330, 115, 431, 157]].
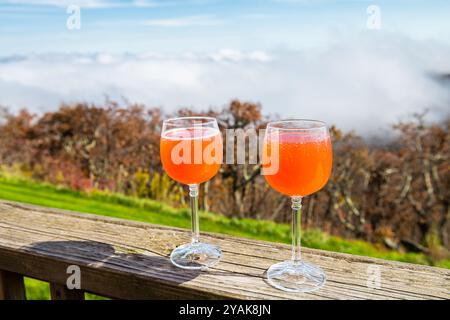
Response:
[[20, 240, 202, 299]]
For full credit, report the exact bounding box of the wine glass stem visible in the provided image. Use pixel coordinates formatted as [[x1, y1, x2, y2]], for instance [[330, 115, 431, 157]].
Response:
[[189, 184, 200, 243], [291, 196, 303, 262]]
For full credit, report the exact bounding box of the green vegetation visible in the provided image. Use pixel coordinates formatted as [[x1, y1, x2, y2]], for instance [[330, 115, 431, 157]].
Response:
[[24, 278, 50, 300], [24, 278, 106, 300], [0, 177, 448, 300]]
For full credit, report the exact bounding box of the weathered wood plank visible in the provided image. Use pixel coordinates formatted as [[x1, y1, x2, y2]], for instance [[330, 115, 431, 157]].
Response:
[[0, 200, 448, 300], [50, 283, 85, 300], [0, 270, 26, 300]]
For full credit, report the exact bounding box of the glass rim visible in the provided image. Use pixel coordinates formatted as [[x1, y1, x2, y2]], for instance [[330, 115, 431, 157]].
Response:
[[163, 116, 219, 128], [266, 118, 328, 131], [163, 116, 218, 126]]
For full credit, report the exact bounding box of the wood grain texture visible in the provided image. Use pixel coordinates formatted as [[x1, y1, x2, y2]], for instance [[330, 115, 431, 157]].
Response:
[[0, 270, 26, 300], [0, 200, 448, 300]]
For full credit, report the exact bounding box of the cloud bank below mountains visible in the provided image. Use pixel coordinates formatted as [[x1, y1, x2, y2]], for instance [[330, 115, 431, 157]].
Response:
[[1, 37, 449, 135]]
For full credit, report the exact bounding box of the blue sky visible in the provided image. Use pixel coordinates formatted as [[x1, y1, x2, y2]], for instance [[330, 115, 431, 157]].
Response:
[[1, 0, 450, 54], [0, 0, 449, 134]]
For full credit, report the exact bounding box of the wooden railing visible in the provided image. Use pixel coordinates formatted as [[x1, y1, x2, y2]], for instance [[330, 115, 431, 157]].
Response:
[[0, 200, 448, 300]]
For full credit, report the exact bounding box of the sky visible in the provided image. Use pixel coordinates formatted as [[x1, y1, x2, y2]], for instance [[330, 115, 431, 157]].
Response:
[[1, 0, 450, 54], [0, 0, 450, 134]]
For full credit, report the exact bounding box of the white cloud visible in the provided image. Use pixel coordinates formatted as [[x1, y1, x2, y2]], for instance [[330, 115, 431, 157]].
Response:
[[0, 37, 449, 135], [132, 0, 158, 7], [143, 15, 222, 27], [1, 0, 120, 8], [0, 0, 160, 8], [208, 49, 272, 62], [271, 0, 316, 3]]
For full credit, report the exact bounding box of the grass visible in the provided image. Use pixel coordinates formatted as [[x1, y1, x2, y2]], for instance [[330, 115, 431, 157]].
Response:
[[24, 278, 106, 300], [0, 176, 448, 299]]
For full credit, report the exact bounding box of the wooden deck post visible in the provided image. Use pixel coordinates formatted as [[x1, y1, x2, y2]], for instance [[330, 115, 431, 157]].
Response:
[[0, 270, 26, 300], [50, 283, 85, 300]]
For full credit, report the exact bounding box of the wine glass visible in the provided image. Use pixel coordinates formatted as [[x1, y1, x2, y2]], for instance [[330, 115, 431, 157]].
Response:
[[262, 119, 332, 292], [160, 117, 223, 269]]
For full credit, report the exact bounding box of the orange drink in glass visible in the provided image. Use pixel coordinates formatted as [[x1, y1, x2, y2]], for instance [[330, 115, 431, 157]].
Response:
[[160, 117, 222, 269], [263, 131, 332, 197], [160, 127, 222, 185], [262, 119, 332, 292]]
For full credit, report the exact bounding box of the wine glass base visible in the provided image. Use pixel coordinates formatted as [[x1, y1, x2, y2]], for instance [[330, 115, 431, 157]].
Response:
[[266, 260, 326, 292], [170, 242, 221, 270]]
